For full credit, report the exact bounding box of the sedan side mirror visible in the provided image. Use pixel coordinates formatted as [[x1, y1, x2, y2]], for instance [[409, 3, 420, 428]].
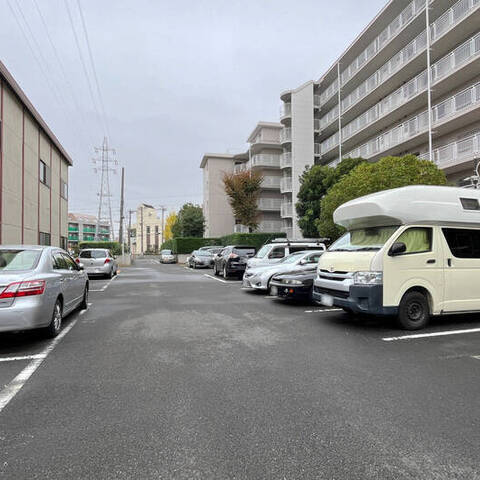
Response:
[[299, 259, 307, 265], [389, 242, 407, 256]]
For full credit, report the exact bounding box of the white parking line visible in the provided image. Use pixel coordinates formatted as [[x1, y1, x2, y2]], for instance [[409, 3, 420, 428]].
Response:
[[0, 354, 46, 362], [90, 275, 118, 292], [203, 274, 228, 283], [382, 327, 480, 342], [304, 308, 343, 313], [0, 318, 78, 414]]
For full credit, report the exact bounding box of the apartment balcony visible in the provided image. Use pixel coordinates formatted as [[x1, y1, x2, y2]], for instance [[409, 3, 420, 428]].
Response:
[[346, 80, 480, 162], [280, 127, 292, 144], [281, 202, 293, 218], [280, 103, 292, 120], [68, 225, 78, 232], [319, 79, 339, 107], [328, 158, 341, 168], [234, 224, 249, 233], [250, 133, 281, 150], [251, 154, 281, 169], [83, 227, 96, 233], [258, 220, 284, 233], [68, 234, 79, 241], [258, 198, 282, 211], [314, 118, 321, 132], [313, 95, 321, 109], [420, 131, 480, 172], [314, 143, 321, 156], [280, 152, 292, 168], [280, 177, 293, 193], [234, 163, 247, 174], [261, 176, 281, 189], [84, 235, 95, 241]]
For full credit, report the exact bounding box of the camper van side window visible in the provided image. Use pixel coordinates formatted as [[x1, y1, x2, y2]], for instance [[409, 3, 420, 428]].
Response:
[[442, 228, 480, 259], [395, 227, 432, 255]]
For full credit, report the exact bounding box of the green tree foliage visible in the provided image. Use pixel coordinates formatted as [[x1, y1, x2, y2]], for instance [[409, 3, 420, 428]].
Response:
[[223, 169, 264, 231], [317, 155, 447, 241], [172, 203, 205, 238], [296, 157, 365, 237]]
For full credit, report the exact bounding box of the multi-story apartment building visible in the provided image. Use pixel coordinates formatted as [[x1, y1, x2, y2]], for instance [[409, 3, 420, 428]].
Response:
[[280, 0, 480, 233], [131, 204, 163, 254], [0, 61, 71, 247], [201, 122, 284, 237], [67, 213, 111, 250]]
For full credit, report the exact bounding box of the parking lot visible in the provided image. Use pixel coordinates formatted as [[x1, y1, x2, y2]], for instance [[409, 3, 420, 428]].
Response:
[[0, 259, 479, 479]]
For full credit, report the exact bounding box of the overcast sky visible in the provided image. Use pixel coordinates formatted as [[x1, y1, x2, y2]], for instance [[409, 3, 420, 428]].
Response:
[[0, 0, 385, 224]]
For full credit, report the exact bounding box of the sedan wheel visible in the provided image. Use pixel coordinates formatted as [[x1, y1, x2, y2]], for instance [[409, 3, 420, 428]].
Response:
[[79, 285, 89, 310], [45, 299, 62, 338], [223, 265, 229, 280]]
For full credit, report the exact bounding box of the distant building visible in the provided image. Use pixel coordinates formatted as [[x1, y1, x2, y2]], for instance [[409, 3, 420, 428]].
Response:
[[0, 61, 72, 247], [131, 204, 163, 254], [67, 213, 111, 249]]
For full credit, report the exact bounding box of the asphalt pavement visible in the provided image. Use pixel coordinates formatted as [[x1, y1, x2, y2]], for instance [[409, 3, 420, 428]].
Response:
[[0, 259, 479, 479]]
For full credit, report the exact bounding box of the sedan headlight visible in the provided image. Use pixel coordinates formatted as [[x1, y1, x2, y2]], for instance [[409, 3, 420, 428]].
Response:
[[353, 271, 383, 285], [283, 279, 303, 285]]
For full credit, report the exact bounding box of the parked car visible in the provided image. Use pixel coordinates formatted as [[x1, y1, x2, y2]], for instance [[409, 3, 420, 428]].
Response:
[[213, 245, 256, 279], [0, 245, 88, 337], [270, 268, 318, 303], [188, 250, 215, 269], [160, 249, 177, 264], [243, 250, 324, 293], [77, 248, 118, 278], [247, 238, 327, 268]]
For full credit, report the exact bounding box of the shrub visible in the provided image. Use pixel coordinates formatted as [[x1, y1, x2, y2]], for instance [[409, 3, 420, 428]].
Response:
[[220, 232, 286, 250]]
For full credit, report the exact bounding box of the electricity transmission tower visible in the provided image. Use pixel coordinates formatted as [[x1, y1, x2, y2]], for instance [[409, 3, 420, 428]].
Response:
[[93, 137, 117, 240]]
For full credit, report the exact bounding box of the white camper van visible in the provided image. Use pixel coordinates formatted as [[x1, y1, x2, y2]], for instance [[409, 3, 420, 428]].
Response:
[[313, 186, 480, 330]]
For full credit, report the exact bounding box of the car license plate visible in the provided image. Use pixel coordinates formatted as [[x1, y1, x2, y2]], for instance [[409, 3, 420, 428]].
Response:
[[320, 294, 334, 307], [270, 286, 278, 296]]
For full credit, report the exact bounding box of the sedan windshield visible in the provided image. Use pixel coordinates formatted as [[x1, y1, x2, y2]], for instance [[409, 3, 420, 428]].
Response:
[[197, 251, 213, 257], [329, 226, 399, 252], [279, 252, 305, 264], [0, 249, 41, 271], [161, 250, 172, 255]]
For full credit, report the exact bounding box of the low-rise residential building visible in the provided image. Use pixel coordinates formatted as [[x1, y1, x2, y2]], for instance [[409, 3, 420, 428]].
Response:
[[0, 61, 72, 247], [131, 204, 163, 254], [67, 213, 111, 249]]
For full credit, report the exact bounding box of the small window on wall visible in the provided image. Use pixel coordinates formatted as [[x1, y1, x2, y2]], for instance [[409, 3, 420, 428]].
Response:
[[60, 236, 67, 250], [39, 160, 51, 187], [61, 181, 68, 200], [395, 227, 432, 254], [39, 232, 51, 246]]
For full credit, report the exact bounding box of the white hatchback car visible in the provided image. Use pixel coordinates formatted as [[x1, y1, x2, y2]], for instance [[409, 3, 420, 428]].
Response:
[[77, 248, 118, 279]]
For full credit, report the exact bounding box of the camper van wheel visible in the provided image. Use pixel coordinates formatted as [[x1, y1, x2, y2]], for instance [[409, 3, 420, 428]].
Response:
[[398, 291, 429, 330]]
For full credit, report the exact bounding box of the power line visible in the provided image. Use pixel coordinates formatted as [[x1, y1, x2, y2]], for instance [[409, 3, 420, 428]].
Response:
[[64, 0, 106, 136]]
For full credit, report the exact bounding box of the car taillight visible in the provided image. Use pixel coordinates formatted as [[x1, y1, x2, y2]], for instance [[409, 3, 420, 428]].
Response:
[[104, 258, 111, 264], [229, 253, 239, 259], [0, 280, 46, 299], [75, 258, 80, 264]]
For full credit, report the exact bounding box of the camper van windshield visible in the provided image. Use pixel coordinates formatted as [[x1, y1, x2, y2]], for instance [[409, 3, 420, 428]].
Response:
[[329, 226, 399, 252]]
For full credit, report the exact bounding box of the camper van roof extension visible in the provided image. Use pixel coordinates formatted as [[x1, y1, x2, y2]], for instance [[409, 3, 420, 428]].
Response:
[[334, 186, 480, 230]]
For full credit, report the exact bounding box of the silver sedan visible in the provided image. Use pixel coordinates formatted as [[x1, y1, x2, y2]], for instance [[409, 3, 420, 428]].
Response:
[[0, 246, 89, 337], [242, 250, 324, 293]]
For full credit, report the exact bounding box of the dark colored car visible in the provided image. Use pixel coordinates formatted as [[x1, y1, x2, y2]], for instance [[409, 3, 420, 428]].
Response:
[[188, 250, 214, 269], [213, 245, 256, 279], [270, 267, 317, 302]]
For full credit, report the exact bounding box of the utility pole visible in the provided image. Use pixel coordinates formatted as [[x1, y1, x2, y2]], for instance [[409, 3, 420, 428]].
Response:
[[93, 137, 117, 240], [158, 206, 167, 245], [118, 167, 125, 245]]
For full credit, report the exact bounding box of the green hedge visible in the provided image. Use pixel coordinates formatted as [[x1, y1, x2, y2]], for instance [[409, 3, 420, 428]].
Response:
[[161, 233, 285, 254], [78, 241, 123, 256]]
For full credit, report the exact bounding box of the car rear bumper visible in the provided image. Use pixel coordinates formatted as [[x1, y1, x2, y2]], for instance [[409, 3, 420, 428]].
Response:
[[85, 265, 112, 276], [0, 296, 52, 333]]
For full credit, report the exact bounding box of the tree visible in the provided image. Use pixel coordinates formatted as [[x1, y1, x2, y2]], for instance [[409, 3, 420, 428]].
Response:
[[316, 155, 447, 241], [223, 169, 264, 231], [164, 212, 177, 241], [172, 203, 205, 237], [296, 157, 365, 237]]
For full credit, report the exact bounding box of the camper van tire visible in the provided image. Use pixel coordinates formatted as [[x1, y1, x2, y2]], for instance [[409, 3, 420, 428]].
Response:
[[398, 291, 430, 330]]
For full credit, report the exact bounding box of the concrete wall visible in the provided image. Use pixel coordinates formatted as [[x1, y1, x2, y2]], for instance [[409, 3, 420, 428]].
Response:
[[0, 80, 69, 246]]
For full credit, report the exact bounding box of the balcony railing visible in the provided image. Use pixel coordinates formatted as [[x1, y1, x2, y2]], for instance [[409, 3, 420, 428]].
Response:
[[251, 154, 281, 168], [419, 131, 480, 167], [319, 79, 338, 105], [251, 133, 280, 145], [262, 176, 281, 189], [314, 119, 321, 131], [234, 224, 249, 233], [281, 103, 292, 117], [234, 163, 247, 173], [314, 143, 321, 155], [84, 235, 95, 241], [431, 0, 480, 42], [280, 177, 293, 193], [68, 234, 79, 240], [258, 198, 282, 211], [280, 152, 292, 168], [314, 95, 321, 108], [346, 80, 480, 160], [258, 221, 284, 232], [83, 227, 96, 233], [319, 104, 339, 131], [324, 32, 480, 154], [68, 226, 78, 232], [280, 127, 292, 143], [281, 202, 293, 218]]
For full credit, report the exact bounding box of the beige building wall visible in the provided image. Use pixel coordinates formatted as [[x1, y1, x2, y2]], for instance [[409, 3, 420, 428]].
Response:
[[131, 204, 164, 254], [0, 69, 71, 247]]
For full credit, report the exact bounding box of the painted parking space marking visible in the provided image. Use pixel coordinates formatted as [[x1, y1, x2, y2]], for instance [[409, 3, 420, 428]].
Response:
[[203, 274, 228, 283], [382, 327, 480, 342], [304, 308, 343, 313], [90, 275, 118, 292], [0, 354, 46, 363], [0, 318, 79, 414]]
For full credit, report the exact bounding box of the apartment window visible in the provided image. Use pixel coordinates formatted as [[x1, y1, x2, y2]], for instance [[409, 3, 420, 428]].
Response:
[[146, 226, 150, 234], [39, 232, 51, 246], [39, 160, 51, 187], [60, 236, 68, 250], [61, 180, 68, 200]]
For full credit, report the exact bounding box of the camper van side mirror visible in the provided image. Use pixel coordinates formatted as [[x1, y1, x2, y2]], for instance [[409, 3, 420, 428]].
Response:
[[389, 242, 407, 257]]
